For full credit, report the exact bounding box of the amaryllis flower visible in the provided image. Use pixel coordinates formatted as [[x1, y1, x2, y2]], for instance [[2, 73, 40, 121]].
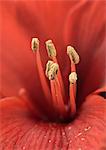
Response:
[[0, 1, 106, 150]]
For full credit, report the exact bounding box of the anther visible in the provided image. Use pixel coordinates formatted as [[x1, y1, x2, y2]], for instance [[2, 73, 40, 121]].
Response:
[[67, 46, 80, 64], [31, 38, 39, 52], [46, 61, 58, 80], [45, 40, 56, 57], [69, 72, 77, 84]]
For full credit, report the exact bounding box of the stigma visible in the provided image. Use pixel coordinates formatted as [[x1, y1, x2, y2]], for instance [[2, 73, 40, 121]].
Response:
[[31, 38, 80, 121]]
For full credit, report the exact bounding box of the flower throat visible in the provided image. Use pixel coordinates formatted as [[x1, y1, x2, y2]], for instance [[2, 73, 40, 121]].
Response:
[[31, 38, 80, 122]]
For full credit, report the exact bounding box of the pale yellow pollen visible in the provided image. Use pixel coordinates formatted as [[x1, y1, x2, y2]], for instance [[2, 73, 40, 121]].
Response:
[[45, 60, 58, 80], [69, 72, 77, 84], [45, 40, 56, 57], [67, 46, 80, 64], [31, 38, 39, 51]]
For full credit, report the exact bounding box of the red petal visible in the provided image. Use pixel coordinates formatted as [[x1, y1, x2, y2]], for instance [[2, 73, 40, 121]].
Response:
[[0, 1, 78, 98], [64, 1, 105, 100], [1, 1, 104, 102], [0, 88, 105, 149], [65, 88, 106, 149]]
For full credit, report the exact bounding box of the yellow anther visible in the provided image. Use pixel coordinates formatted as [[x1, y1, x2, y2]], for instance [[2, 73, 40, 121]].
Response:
[[45, 40, 56, 57], [46, 60, 58, 80], [31, 38, 39, 52], [67, 46, 80, 64], [69, 72, 77, 84]]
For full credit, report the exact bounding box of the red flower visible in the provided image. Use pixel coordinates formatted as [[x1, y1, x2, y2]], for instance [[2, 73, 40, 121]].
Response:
[[0, 1, 106, 150]]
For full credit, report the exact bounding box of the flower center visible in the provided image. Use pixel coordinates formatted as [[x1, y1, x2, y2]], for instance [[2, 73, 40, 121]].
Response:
[[31, 38, 80, 122]]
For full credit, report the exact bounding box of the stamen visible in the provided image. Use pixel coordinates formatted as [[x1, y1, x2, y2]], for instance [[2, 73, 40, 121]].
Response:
[[46, 61, 66, 117], [67, 46, 80, 117], [31, 38, 51, 103], [31, 38, 80, 121], [46, 40, 66, 104], [69, 72, 77, 116]]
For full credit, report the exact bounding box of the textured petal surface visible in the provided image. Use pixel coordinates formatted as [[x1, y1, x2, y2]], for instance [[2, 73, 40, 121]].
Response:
[[0, 88, 105, 150]]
